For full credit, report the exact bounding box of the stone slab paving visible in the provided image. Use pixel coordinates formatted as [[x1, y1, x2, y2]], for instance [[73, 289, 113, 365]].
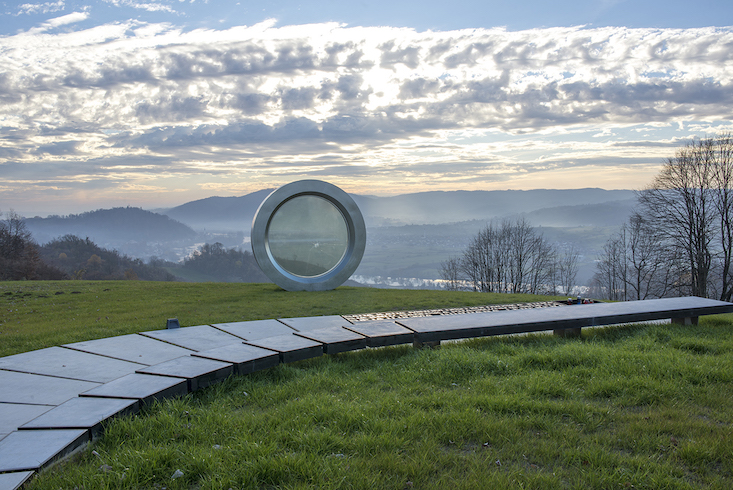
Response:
[[0, 429, 89, 473], [0, 347, 144, 383], [136, 356, 233, 392], [343, 320, 416, 347], [278, 315, 351, 332], [0, 404, 53, 441], [0, 471, 34, 490], [211, 319, 297, 340], [64, 334, 194, 366], [245, 335, 324, 363], [80, 373, 188, 406], [19, 397, 139, 439], [295, 327, 367, 355], [140, 325, 245, 352], [193, 343, 280, 374], [0, 370, 100, 406]]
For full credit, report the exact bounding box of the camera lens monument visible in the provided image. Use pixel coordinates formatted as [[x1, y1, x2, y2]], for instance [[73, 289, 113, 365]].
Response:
[[251, 180, 367, 291]]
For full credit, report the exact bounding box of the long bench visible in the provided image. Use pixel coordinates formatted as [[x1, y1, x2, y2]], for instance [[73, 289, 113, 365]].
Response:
[[396, 296, 733, 343]]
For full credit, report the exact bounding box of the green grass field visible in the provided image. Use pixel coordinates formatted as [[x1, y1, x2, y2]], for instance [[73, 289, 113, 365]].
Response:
[[0, 281, 550, 358], [2, 281, 732, 489]]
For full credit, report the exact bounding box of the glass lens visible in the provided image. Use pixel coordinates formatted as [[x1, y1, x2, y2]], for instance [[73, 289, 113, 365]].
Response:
[[267, 195, 349, 277]]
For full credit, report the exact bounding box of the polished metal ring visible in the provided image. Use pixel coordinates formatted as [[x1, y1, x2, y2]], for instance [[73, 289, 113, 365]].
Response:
[[251, 180, 366, 291]]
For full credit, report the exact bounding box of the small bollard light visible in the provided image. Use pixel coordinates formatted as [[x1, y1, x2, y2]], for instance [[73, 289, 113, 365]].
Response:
[[167, 318, 180, 329]]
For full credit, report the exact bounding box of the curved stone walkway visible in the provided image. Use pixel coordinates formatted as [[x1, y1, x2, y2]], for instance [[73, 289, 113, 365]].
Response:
[[2, 297, 731, 490], [0, 306, 487, 490]]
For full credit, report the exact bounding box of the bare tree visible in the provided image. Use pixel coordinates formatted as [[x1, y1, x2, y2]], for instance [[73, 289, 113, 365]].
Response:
[[0, 210, 34, 280], [638, 138, 714, 297], [439, 256, 462, 291], [557, 245, 580, 296], [0, 210, 32, 259], [637, 134, 733, 299], [623, 213, 674, 300], [595, 212, 674, 301], [460, 222, 505, 293], [594, 233, 625, 301], [527, 235, 556, 295], [507, 217, 535, 293], [451, 219, 561, 295], [595, 134, 733, 301], [459, 229, 486, 292], [710, 134, 733, 300]]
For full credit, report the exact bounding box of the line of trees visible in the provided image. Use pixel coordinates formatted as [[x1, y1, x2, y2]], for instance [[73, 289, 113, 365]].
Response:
[[439, 218, 579, 295], [0, 209, 270, 283], [592, 133, 733, 301], [1, 210, 179, 281], [0, 210, 66, 280], [182, 242, 269, 283], [41, 235, 177, 281]]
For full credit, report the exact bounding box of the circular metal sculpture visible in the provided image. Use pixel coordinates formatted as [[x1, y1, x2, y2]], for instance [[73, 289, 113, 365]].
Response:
[[251, 180, 366, 291]]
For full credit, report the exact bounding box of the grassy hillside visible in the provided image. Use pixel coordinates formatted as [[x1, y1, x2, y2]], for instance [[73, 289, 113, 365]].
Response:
[[4, 281, 732, 489], [28, 318, 733, 489], [0, 281, 557, 357]]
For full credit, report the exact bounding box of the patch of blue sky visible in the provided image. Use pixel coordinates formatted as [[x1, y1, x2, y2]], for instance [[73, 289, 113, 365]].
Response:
[[641, 71, 677, 79], [2, 0, 732, 37]]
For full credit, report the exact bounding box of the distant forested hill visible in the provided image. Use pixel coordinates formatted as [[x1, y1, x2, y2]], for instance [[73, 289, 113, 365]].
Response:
[[25, 207, 197, 245], [352, 189, 636, 226], [518, 199, 637, 227], [163, 189, 274, 232], [161, 188, 636, 231], [177, 242, 270, 283], [40, 235, 177, 281]]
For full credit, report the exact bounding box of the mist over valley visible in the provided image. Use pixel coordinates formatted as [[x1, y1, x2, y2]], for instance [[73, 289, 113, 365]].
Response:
[[21, 188, 636, 288]]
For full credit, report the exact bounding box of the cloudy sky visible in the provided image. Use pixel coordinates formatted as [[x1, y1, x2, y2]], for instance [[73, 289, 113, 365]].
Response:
[[1, 1, 732, 215]]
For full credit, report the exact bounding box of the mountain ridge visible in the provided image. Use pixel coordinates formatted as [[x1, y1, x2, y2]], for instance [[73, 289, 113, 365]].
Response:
[[24, 207, 197, 246], [163, 189, 275, 232], [14, 189, 639, 284], [160, 187, 636, 231]]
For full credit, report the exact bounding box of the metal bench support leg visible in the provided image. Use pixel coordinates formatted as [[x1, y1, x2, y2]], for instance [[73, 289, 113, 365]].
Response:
[[672, 316, 698, 326], [413, 339, 441, 349]]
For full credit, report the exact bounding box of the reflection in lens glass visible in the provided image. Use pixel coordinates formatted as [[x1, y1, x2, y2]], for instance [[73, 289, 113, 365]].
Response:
[[267, 195, 349, 277]]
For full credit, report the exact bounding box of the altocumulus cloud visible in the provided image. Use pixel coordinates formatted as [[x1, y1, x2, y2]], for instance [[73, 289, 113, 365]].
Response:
[[1, 19, 733, 206]]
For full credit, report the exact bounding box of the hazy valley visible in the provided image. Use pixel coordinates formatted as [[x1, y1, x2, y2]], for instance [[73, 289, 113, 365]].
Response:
[[22, 188, 637, 288]]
